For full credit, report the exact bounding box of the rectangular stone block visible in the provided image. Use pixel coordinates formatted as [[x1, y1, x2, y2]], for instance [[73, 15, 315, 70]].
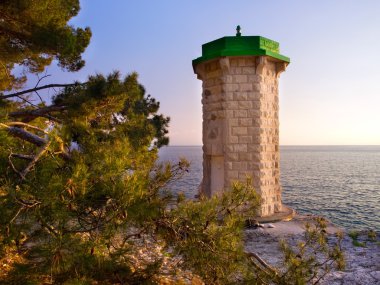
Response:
[[227, 170, 239, 180], [230, 59, 238, 67], [238, 59, 246, 66], [239, 136, 253, 143], [252, 101, 261, 109], [224, 111, 234, 120], [234, 75, 248, 83], [239, 118, 253, 127], [248, 162, 260, 171], [208, 85, 223, 95], [247, 92, 261, 100], [242, 67, 255, 75], [248, 109, 261, 118], [245, 58, 255, 66], [211, 143, 223, 155], [253, 83, 262, 92], [206, 70, 222, 79], [224, 92, 234, 101], [214, 77, 225, 85], [217, 110, 225, 118], [225, 101, 238, 109], [234, 144, 247, 152], [230, 67, 242, 74], [240, 83, 253, 92], [234, 92, 248, 101], [225, 84, 239, 92], [225, 75, 233, 83], [232, 162, 248, 171], [225, 145, 234, 152], [247, 75, 261, 83], [232, 127, 248, 136], [227, 135, 238, 144], [203, 79, 215, 88], [239, 152, 252, 161], [238, 101, 253, 109], [228, 118, 239, 127], [208, 102, 223, 110], [226, 152, 238, 161], [233, 110, 247, 118], [247, 127, 260, 136]]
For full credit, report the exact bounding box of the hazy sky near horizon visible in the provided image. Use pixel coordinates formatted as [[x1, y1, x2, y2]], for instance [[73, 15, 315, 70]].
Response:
[[37, 0, 380, 145]]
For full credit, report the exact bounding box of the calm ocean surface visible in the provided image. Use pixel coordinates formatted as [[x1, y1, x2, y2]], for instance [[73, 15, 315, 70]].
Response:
[[158, 146, 380, 230]]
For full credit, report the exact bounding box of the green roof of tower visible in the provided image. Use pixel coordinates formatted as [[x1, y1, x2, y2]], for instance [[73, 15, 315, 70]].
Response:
[[192, 32, 290, 68]]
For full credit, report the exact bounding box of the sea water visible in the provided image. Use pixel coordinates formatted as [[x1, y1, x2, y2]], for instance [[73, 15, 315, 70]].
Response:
[[158, 146, 380, 230]]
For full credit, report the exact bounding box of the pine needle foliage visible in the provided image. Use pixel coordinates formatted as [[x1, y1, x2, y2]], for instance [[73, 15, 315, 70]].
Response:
[[0, 71, 175, 284], [0, 0, 91, 91], [277, 218, 345, 285], [159, 181, 261, 283]]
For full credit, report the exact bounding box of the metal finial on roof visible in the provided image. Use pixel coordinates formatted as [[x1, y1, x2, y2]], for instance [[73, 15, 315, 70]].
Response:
[[236, 25, 241, 37]]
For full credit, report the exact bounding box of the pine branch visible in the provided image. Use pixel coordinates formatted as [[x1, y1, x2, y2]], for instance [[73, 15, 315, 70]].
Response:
[[0, 123, 47, 146], [6, 121, 48, 133], [9, 105, 66, 123], [8, 152, 23, 178], [0, 82, 85, 99], [10, 153, 35, 160]]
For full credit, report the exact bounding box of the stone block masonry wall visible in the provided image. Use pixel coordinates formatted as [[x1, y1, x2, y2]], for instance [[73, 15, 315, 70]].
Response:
[[196, 56, 287, 217]]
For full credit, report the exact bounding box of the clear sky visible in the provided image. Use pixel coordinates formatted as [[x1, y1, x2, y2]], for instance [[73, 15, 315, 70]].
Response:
[[39, 0, 380, 145]]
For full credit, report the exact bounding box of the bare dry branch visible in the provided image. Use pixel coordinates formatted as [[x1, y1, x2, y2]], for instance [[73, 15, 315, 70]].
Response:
[[20, 140, 51, 179], [1, 82, 84, 99], [14, 197, 41, 208], [10, 153, 34, 160], [33, 74, 52, 103], [246, 251, 278, 275], [9, 105, 66, 123], [8, 152, 23, 178], [0, 123, 48, 146], [5, 121, 48, 134], [13, 93, 39, 108], [9, 207, 24, 224]]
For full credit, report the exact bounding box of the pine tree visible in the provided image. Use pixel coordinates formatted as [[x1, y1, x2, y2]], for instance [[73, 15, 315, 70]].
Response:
[[0, 71, 176, 283], [0, 0, 91, 91]]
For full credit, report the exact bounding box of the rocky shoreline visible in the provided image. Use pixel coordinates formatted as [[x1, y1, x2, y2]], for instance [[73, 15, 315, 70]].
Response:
[[149, 214, 380, 284], [244, 215, 380, 285]]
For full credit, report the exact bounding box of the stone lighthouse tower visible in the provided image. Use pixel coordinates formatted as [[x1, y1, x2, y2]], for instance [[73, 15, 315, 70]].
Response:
[[193, 27, 290, 217]]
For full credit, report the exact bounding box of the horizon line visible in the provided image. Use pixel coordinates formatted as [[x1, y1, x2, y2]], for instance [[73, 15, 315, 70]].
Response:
[[164, 144, 380, 147]]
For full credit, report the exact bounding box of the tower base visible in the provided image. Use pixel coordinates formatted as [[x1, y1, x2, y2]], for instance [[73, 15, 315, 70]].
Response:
[[256, 205, 295, 223]]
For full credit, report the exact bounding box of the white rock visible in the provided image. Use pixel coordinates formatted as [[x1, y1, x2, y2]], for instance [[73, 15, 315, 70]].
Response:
[[369, 271, 380, 282]]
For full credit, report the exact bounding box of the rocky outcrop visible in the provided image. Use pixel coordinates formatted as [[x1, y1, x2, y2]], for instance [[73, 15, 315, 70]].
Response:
[[244, 215, 380, 285]]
